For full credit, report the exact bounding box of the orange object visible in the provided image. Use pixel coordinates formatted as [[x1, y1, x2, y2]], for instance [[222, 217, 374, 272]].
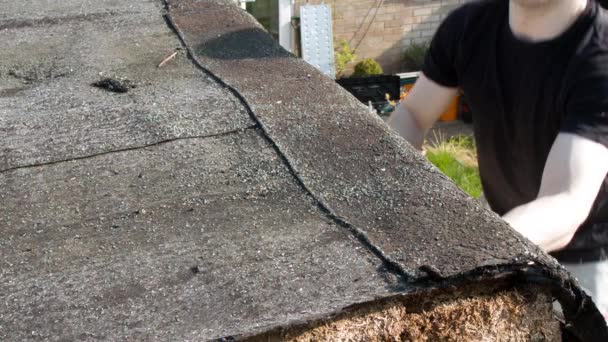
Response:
[[439, 96, 459, 122]]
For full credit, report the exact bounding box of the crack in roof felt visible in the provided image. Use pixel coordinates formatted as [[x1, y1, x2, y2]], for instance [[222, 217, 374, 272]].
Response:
[[163, 0, 607, 339], [160, 0, 413, 282], [164, 0, 518, 280], [0, 126, 257, 174], [161, 0, 525, 283], [0, 13, 119, 30]]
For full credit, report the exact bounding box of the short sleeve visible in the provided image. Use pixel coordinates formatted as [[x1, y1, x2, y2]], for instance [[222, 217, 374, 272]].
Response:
[[562, 54, 608, 148], [422, 6, 466, 88]]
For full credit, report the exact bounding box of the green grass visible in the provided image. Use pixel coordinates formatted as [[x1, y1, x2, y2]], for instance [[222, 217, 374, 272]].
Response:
[[424, 135, 483, 198]]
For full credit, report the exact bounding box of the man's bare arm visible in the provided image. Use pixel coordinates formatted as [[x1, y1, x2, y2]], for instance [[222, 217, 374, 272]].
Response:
[[387, 74, 458, 149], [503, 133, 608, 252]]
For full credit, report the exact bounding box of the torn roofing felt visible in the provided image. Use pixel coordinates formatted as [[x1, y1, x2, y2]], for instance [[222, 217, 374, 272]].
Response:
[[0, 0, 605, 341]]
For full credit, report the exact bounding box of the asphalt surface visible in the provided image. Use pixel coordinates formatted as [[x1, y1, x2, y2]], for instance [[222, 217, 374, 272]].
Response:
[[1, 0, 606, 340]]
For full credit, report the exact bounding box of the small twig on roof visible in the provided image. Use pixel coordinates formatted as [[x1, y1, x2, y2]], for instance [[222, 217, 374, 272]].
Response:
[[158, 50, 179, 68]]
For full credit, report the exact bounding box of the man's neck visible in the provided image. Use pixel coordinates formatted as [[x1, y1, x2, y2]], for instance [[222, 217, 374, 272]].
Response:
[[509, 0, 588, 42]]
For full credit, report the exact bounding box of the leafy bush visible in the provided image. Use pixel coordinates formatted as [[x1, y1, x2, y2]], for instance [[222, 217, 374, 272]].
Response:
[[353, 58, 383, 77], [403, 41, 430, 71], [334, 39, 356, 78]]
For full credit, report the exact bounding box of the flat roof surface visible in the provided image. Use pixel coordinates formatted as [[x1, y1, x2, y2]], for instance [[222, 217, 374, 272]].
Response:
[[1, 0, 606, 340]]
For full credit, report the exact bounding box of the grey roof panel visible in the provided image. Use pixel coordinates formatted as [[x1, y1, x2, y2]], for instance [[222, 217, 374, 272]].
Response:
[[1, 0, 606, 340], [164, 0, 607, 339], [0, 129, 393, 340], [0, 0, 252, 171]]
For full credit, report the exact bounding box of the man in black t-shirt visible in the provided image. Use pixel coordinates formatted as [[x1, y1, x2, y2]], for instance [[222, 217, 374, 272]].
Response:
[[388, 0, 608, 318]]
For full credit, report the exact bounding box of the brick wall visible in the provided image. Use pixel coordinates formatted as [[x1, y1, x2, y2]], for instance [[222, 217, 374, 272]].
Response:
[[295, 0, 468, 74]]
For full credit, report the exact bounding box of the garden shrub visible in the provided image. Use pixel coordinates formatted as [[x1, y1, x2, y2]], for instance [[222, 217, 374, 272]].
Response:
[[353, 58, 383, 77], [334, 39, 356, 78], [403, 41, 430, 71]]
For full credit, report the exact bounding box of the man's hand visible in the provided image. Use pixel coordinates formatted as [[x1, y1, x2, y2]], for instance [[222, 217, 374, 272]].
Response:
[[503, 133, 608, 252], [387, 74, 458, 149]]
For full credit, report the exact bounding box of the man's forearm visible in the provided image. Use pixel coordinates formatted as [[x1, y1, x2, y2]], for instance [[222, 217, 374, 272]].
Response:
[[504, 133, 608, 253], [385, 74, 458, 149], [502, 193, 588, 252], [387, 104, 426, 150]]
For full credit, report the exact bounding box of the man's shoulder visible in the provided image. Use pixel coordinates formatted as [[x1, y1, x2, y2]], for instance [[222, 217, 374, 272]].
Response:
[[569, 4, 608, 79], [422, 1, 504, 87], [591, 4, 608, 51]]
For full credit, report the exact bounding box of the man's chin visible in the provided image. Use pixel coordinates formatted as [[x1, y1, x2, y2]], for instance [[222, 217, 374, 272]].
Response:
[[511, 0, 560, 9]]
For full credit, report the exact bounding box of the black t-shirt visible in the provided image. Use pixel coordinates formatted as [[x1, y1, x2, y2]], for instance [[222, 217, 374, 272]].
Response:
[[423, 0, 608, 262]]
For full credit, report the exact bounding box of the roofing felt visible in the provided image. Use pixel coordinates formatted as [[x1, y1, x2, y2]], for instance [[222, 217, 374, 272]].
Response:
[[0, 0, 606, 340]]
